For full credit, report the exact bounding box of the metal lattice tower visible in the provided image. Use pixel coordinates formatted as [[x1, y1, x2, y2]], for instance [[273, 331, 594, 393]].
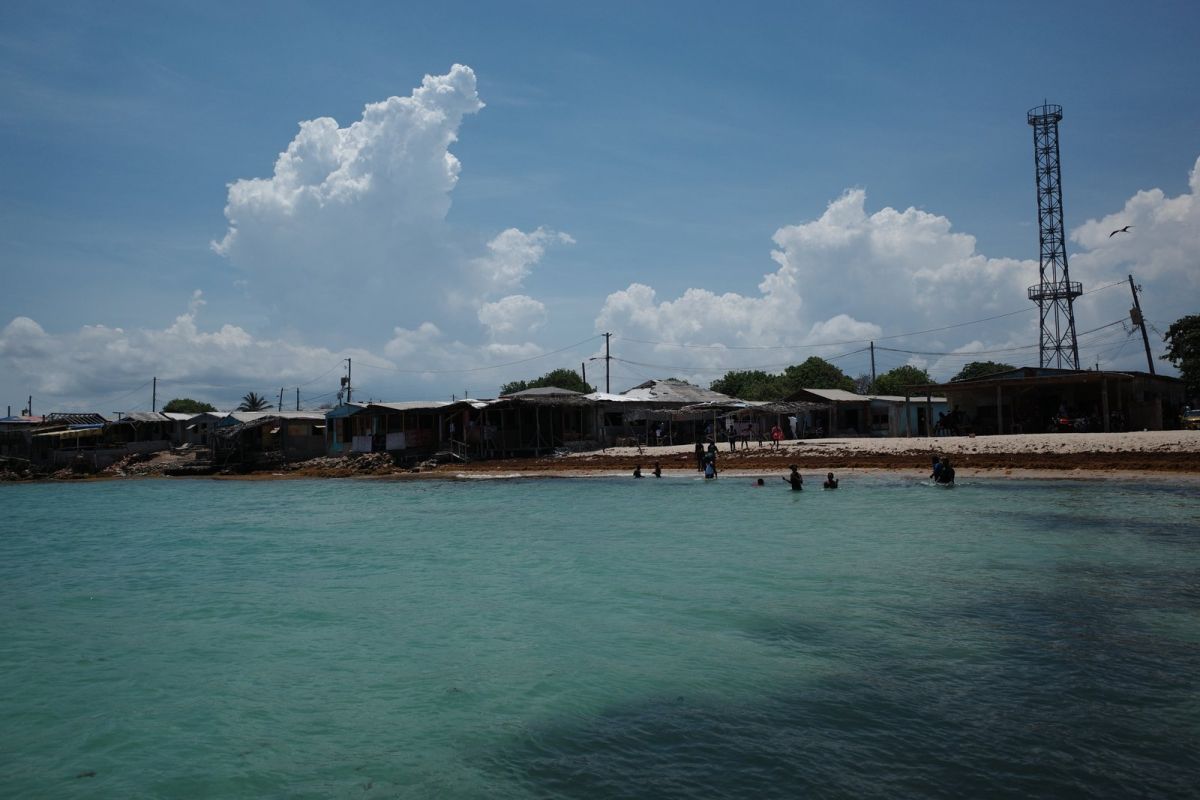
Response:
[[1027, 103, 1082, 369]]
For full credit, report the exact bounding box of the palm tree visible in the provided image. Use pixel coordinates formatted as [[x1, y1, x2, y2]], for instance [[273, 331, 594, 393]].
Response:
[[237, 391, 271, 412]]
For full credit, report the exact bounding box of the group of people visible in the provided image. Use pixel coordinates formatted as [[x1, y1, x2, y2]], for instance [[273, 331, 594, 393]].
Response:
[[930, 455, 956, 485], [637, 460, 840, 489]]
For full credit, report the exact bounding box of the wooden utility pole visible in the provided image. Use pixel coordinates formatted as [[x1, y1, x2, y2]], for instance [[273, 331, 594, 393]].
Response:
[[296, 388, 300, 411], [152, 377, 157, 412], [581, 361, 586, 389], [1127, 274, 1156, 375], [603, 332, 611, 394], [278, 388, 284, 411], [869, 342, 876, 389]]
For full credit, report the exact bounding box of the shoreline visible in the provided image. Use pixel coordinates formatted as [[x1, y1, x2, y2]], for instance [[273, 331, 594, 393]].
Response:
[[3, 431, 1197, 485]]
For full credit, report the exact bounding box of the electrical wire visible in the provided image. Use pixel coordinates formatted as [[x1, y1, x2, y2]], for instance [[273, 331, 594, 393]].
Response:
[[613, 279, 1129, 351], [353, 335, 602, 375]]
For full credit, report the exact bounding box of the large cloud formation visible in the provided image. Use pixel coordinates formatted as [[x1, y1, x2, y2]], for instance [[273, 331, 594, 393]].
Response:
[[597, 160, 1200, 384], [210, 64, 571, 349], [3, 64, 1196, 410]]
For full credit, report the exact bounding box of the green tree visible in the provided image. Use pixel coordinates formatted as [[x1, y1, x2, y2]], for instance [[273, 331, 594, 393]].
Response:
[[873, 365, 932, 396], [1162, 314, 1200, 401], [500, 368, 593, 396], [161, 398, 217, 414], [237, 391, 271, 412], [779, 357, 856, 394], [710, 370, 780, 400], [950, 361, 1016, 382]]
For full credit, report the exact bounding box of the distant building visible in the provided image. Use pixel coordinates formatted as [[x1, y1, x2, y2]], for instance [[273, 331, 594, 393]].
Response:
[[913, 367, 1186, 434]]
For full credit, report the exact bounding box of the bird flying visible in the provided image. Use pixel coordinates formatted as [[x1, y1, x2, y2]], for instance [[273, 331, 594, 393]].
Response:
[[1109, 225, 1133, 237]]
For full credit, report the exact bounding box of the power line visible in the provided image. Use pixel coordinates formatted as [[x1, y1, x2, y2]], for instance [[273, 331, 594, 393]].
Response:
[[612, 278, 1129, 351], [353, 335, 602, 375]]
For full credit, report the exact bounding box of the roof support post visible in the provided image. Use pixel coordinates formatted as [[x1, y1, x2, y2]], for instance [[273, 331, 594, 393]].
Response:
[[904, 394, 911, 437], [1102, 377, 1110, 433], [996, 384, 1003, 436]]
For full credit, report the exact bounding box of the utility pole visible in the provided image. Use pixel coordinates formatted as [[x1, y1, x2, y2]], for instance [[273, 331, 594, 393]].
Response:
[[581, 361, 587, 389], [869, 342, 876, 389], [152, 377, 157, 413], [296, 388, 300, 411], [603, 332, 611, 394], [278, 387, 284, 411], [1128, 274, 1156, 375], [342, 358, 353, 403]]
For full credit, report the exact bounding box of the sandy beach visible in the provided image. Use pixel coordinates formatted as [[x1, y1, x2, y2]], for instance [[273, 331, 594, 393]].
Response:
[[7, 430, 1197, 483], [307, 430, 1200, 480]]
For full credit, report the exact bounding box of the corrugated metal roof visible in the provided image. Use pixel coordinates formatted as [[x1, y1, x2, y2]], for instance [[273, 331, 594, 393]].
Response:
[[44, 413, 109, 425], [620, 379, 734, 405], [116, 411, 174, 423], [367, 401, 455, 412], [791, 388, 866, 402], [224, 411, 326, 423], [870, 394, 948, 403], [501, 386, 583, 398]]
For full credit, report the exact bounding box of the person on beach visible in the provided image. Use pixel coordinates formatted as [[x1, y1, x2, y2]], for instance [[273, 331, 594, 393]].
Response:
[[771, 424, 783, 450], [935, 458, 955, 485], [633, 465, 643, 478], [783, 465, 803, 491], [653, 462, 662, 478], [823, 472, 839, 489], [757, 422, 764, 448], [695, 441, 706, 472]]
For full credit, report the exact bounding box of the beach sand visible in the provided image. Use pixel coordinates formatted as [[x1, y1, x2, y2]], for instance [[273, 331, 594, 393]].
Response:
[[9, 430, 1196, 483], [430, 430, 1200, 481]]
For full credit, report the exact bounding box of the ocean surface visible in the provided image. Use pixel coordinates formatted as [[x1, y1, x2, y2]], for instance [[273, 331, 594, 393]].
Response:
[[2, 474, 1199, 799]]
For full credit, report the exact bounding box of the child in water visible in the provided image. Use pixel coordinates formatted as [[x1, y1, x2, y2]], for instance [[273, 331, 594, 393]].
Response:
[[823, 472, 838, 489]]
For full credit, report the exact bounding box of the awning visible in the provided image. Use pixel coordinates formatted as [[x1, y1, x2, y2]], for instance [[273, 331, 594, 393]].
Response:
[[32, 427, 103, 439]]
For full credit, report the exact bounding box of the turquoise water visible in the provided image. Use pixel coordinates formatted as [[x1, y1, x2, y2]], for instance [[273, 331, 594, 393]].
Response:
[[2, 475, 1199, 798]]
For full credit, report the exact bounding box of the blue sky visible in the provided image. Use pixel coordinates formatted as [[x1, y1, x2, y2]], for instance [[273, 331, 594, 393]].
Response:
[[2, 1, 1197, 411]]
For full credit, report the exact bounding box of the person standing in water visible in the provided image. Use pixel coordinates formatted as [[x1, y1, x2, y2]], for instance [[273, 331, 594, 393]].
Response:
[[633, 465, 643, 478], [935, 458, 955, 485], [782, 465, 803, 490], [653, 462, 662, 478], [823, 472, 839, 489]]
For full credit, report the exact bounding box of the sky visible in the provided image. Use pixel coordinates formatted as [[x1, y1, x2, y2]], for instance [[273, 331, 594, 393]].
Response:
[[2, 0, 1198, 413]]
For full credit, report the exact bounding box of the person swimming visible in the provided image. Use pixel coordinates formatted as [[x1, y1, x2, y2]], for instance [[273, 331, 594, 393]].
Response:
[[823, 472, 838, 489], [782, 465, 803, 491], [754, 477, 765, 487]]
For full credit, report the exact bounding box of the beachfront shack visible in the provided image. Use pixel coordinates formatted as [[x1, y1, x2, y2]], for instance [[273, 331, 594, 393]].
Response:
[[912, 367, 1186, 434], [215, 411, 327, 467], [4, 412, 110, 468], [782, 388, 948, 437], [178, 411, 224, 447], [477, 387, 592, 455], [324, 400, 486, 461], [590, 379, 737, 445]]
